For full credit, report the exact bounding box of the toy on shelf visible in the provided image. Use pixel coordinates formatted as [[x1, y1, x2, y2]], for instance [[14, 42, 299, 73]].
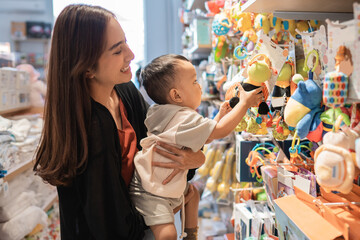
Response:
[[233, 12, 257, 60], [204, 0, 225, 17], [242, 54, 275, 115], [314, 116, 359, 194], [245, 142, 278, 182], [284, 50, 324, 142], [254, 13, 271, 35], [270, 61, 293, 112], [16, 63, 46, 108]]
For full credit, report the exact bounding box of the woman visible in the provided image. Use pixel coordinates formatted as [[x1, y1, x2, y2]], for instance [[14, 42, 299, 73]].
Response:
[[34, 4, 204, 239]]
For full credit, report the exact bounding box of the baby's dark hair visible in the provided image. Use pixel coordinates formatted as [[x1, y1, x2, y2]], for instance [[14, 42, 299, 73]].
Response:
[[140, 54, 190, 104]]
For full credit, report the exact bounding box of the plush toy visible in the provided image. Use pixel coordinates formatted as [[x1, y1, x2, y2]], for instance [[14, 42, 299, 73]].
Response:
[[16, 64, 46, 108], [314, 119, 359, 194], [320, 107, 351, 135], [241, 54, 274, 115], [282, 19, 296, 37], [205, 0, 225, 16], [269, 14, 282, 34], [213, 35, 229, 62], [271, 61, 293, 112], [284, 72, 324, 141], [254, 13, 271, 35]]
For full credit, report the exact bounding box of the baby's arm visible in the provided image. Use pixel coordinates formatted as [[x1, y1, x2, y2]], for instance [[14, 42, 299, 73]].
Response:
[[208, 87, 263, 140], [213, 101, 232, 122]]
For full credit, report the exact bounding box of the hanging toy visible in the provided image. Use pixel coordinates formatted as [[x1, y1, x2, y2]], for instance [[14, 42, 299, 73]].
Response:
[[254, 13, 271, 35], [284, 50, 324, 142], [212, 13, 232, 36], [272, 116, 291, 140], [282, 19, 296, 38], [270, 61, 293, 112], [233, 12, 257, 60], [314, 116, 359, 194], [242, 54, 276, 115]]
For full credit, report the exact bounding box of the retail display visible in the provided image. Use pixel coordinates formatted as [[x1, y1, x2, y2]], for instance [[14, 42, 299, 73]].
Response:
[[181, 0, 360, 239]]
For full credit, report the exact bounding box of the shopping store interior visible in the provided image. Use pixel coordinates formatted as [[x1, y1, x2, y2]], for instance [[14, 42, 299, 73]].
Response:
[[0, 0, 360, 239]]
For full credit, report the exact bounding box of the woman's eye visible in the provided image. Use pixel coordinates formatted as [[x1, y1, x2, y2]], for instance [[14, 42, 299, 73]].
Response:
[[114, 50, 122, 55]]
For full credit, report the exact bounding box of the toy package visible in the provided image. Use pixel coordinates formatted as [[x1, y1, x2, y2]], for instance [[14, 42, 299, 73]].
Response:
[[301, 25, 328, 87], [327, 19, 359, 102]]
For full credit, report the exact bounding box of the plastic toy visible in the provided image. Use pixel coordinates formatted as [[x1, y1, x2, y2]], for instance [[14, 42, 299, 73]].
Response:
[[233, 12, 257, 60], [212, 13, 232, 36]]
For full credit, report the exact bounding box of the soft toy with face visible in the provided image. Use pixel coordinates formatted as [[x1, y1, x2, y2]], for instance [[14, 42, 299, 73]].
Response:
[[314, 124, 359, 194], [284, 75, 324, 142]]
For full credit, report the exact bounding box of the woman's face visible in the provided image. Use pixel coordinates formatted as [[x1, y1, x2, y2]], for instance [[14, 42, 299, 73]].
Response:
[[92, 18, 135, 87]]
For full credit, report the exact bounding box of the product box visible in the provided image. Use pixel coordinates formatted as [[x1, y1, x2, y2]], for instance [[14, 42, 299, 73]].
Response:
[[234, 202, 275, 240], [11, 22, 26, 39], [274, 195, 344, 240]]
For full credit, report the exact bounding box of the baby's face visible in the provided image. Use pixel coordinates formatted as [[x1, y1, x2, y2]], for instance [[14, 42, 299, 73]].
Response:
[[173, 60, 202, 110]]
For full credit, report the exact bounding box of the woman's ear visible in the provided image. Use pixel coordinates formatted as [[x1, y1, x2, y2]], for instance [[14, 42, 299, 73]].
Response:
[[169, 88, 182, 103], [86, 69, 95, 79]]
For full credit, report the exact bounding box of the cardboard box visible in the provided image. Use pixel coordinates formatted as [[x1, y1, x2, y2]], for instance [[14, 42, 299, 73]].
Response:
[[274, 195, 344, 240]]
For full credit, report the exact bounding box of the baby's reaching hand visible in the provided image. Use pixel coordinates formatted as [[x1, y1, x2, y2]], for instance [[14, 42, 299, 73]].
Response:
[[218, 101, 232, 120]]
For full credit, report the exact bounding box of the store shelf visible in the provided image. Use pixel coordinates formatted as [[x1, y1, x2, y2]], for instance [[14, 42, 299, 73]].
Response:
[[241, 0, 356, 13], [0, 106, 31, 117], [42, 192, 58, 212], [3, 158, 33, 182]]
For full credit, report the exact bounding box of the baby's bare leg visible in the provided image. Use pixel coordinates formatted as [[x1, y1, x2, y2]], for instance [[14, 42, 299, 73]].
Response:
[[151, 223, 177, 240]]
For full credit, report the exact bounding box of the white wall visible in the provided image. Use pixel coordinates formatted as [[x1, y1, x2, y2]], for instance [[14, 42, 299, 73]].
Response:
[[143, 0, 182, 64], [0, 0, 54, 53]]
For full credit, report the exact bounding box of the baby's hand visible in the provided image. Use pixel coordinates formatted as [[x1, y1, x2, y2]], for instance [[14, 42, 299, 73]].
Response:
[[218, 101, 232, 119]]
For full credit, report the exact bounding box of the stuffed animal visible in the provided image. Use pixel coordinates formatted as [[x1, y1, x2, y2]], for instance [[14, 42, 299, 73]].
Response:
[[282, 19, 296, 37], [254, 13, 271, 35], [241, 54, 274, 115], [320, 107, 351, 135], [16, 64, 46, 108], [314, 119, 359, 194], [284, 72, 324, 142], [271, 62, 293, 112], [269, 14, 282, 34]]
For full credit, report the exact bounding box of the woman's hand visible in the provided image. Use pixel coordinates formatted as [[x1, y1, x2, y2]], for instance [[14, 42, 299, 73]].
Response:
[[153, 141, 205, 184]]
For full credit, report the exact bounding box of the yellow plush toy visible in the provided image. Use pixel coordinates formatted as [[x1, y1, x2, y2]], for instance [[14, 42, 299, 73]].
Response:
[[254, 13, 271, 35], [269, 13, 282, 34], [282, 19, 296, 37]]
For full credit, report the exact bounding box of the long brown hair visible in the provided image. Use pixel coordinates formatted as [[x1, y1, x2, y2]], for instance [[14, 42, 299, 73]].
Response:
[[34, 4, 115, 186]]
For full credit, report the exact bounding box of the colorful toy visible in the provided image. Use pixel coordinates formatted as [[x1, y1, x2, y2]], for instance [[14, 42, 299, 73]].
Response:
[[271, 61, 293, 112], [284, 50, 325, 141], [233, 12, 257, 60], [241, 54, 275, 115], [269, 13, 282, 34], [282, 19, 296, 37], [213, 35, 229, 62], [205, 0, 225, 16], [314, 117, 359, 194], [254, 13, 271, 35], [323, 71, 348, 107], [212, 13, 232, 36]]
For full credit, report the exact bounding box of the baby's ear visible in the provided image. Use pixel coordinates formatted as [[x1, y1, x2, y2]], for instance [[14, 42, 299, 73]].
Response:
[[169, 88, 182, 103]]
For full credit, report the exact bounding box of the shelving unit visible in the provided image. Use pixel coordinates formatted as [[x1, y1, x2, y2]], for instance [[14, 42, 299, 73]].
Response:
[[241, 0, 356, 13], [12, 37, 50, 53], [3, 158, 33, 182], [241, 0, 356, 20]]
